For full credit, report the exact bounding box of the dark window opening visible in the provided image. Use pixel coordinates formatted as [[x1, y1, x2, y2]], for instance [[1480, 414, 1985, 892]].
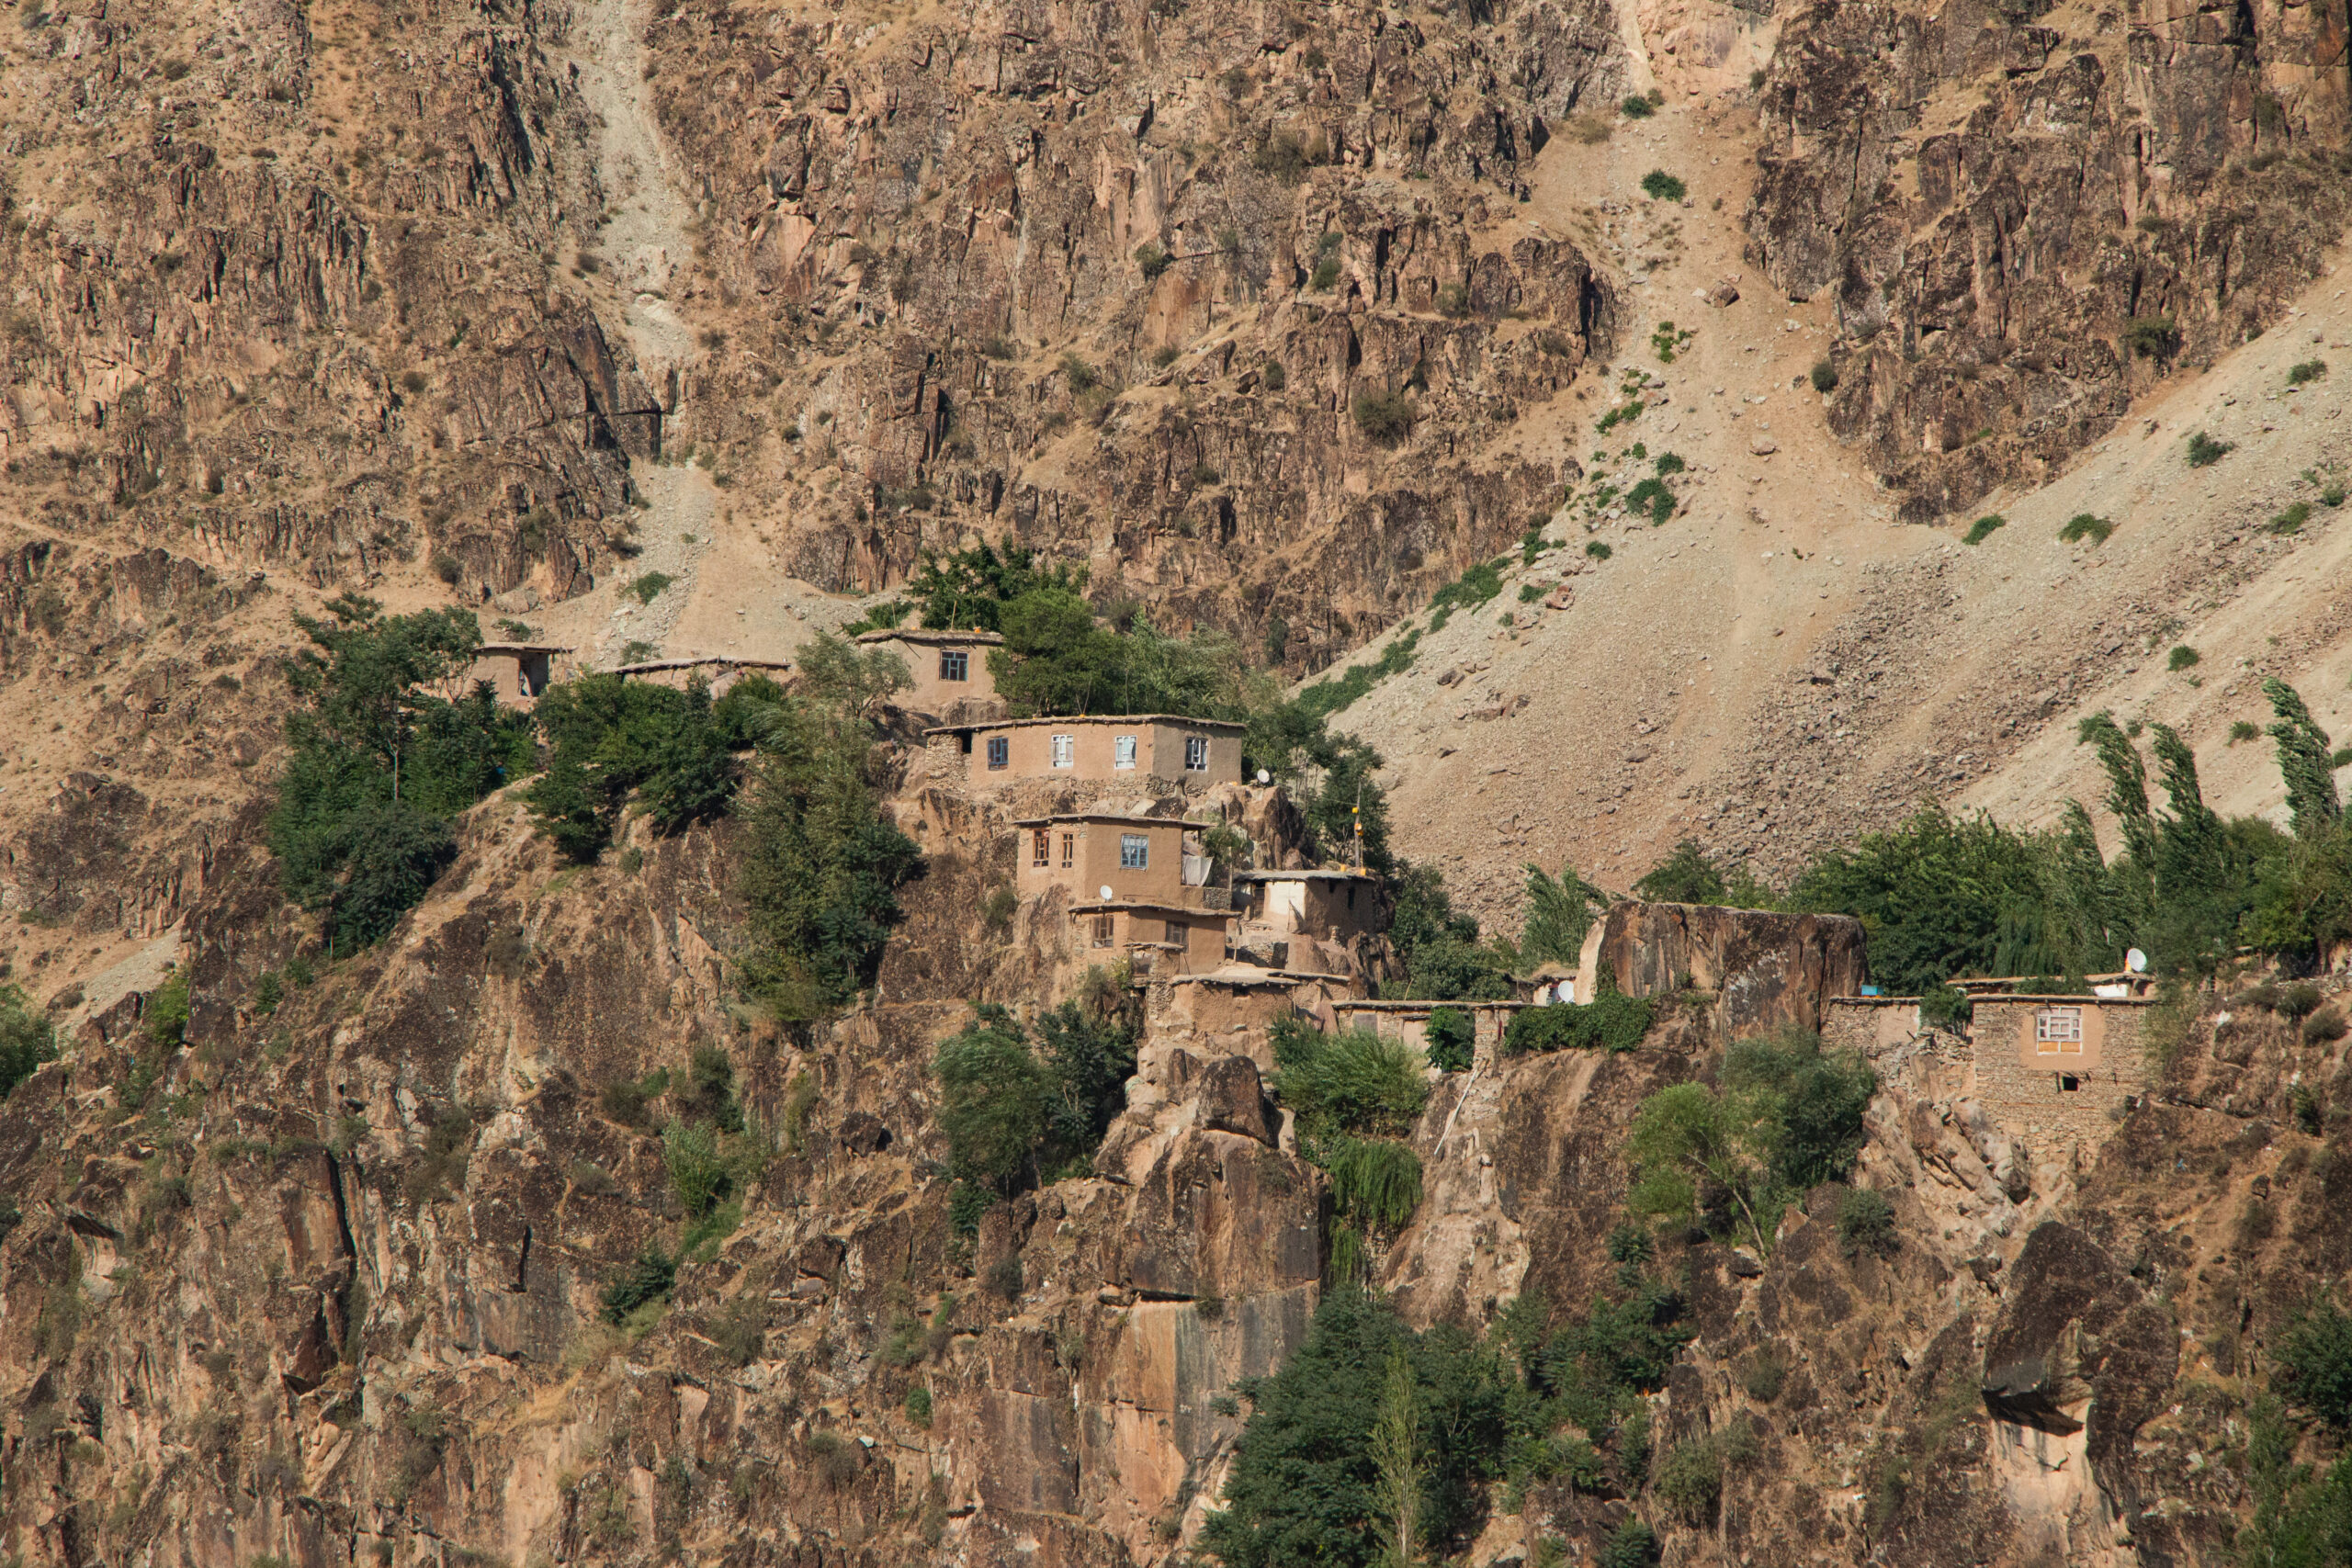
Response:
[[940, 649, 969, 682], [2058, 1075, 2080, 1092]]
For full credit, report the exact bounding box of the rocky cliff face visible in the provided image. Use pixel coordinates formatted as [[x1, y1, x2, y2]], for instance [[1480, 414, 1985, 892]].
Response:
[[1750, 0, 2352, 519], [2, 761, 2346, 1568]]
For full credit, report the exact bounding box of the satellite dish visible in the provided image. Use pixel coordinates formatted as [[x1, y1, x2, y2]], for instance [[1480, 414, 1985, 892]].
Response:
[[1100, 885, 1115, 901], [2125, 947, 2148, 974], [1256, 769, 1272, 785]]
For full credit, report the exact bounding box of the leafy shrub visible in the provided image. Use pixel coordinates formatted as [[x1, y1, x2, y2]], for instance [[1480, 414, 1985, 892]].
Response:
[[1309, 255, 1341, 290], [2278, 1294, 2352, 1429], [1655, 1438, 1722, 1522], [1741, 1348, 1789, 1403], [627, 571, 674, 604], [2059, 513, 2115, 546], [2277, 981, 2324, 1020], [1134, 242, 1170, 281], [1809, 358, 1838, 393], [1837, 1188, 1896, 1257], [1502, 991, 1654, 1055], [2289, 358, 2328, 386], [1653, 451, 1686, 476], [2231, 720, 2263, 745], [1620, 94, 1655, 118], [1352, 389, 1417, 446], [2122, 315, 2178, 359], [662, 1121, 730, 1220], [2270, 501, 2312, 536], [1271, 1021, 1429, 1137], [1962, 513, 2006, 546], [905, 1385, 933, 1427], [1424, 1006, 1475, 1071], [1059, 353, 1099, 393], [600, 1247, 676, 1325], [1261, 358, 1287, 390], [2187, 431, 2233, 468], [1586, 541, 1612, 560], [1626, 477, 1675, 524], [1723, 1027, 1878, 1190], [805, 1431, 862, 1488], [146, 970, 191, 1049], [1318, 1135, 1425, 1230], [2167, 645, 2201, 671], [525, 671, 786, 861], [2305, 1006, 2348, 1044], [1639, 169, 1685, 201], [1600, 1520, 1660, 1568], [1918, 983, 1973, 1028], [933, 999, 1137, 1193]]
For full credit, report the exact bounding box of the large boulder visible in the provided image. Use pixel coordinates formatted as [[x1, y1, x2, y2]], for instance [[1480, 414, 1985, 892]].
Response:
[[1577, 901, 1868, 1038]]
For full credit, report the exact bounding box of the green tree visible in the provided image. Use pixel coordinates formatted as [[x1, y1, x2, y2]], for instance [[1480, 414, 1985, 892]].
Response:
[[792, 631, 911, 723], [1634, 840, 1727, 905], [1521, 863, 1608, 966], [735, 699, 922, 1019], [901, 541, 1083, 632], [266, 596, 532, 950], [2265, 678, 2342, 839], [932, 994, 1139, 1193], [1720, 1027, 1876, 1190], [1369, 1344, 1425, 1567]]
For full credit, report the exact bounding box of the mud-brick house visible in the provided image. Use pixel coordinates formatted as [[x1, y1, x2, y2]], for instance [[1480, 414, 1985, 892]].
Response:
[[463, 643, 571, 707], [1015, 811, 1230, 975], [855, 627, 1004, 716], [1233, 869, 1384, 954], [930, 715, 1245, 792], [1822, 989, 2155, 1157]]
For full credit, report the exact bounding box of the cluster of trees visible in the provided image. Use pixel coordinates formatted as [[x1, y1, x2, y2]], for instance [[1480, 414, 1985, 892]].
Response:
[[2242, 1294, 2352, 1563], [1200, 1258, 1690, 1568], [265, 602, 922, 1019], [1566, 679, 2352, 993]]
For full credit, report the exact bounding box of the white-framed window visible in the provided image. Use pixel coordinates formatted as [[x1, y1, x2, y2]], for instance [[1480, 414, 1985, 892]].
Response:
[[2035, 1008, 2084, 1053], [1114, 734, 1138, 770], [1050, 734, 1075, 769], [1120, 834, 1150, 869], [1091, 914, 1115, 948], [1184, 735, 1208, 771], [940, 649, 969, 682], [986, 737, 1010, 770]]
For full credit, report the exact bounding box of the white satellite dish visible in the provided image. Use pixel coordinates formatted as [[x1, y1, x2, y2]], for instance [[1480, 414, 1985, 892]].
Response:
[[1256, 769, 1271, 785], [2125, 947, 2148, 974], [1100, 885, 1115, 901]]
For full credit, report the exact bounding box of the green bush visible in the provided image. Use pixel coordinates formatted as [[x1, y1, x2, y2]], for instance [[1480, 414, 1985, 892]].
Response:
[[1271, 1021, 1429, 1137], [1837, 1188, 1896, 1257], [662, 1121, 729, 1220], [1639, 170, 1685, 202], [2279, 1295, 2352, 1429], [2305, 1006, 2348, 1044], [1655, 1438, 1722, 1522], [1620, 94, 1655, 118], [1600, 1520, 1660, 1568], [0, 986, 57, 1100], [1722, 1027, 1877, 1190], [1502, 992, 1654, 1055], [525, 671, 786, 861], [1809, 358, 1838, 393], [2270, 502, 2312, 536], [2231, 720, 2263, 745], [266, 596, 532, 952], [1625, 477, 1674, 524], [1135, 242, 1170, 281], [933, 998, 1138, 1194], [1741, 1348, 1789, 1403], [600, 1247, 676, 1325], [2122, 315, 2178, 359], [1962, 513, 2006, 546], [2059, 513, 2115, 546], [1352, 388, 1417, 446], [1424, 1006, 1475, 1071], [1653, 451, 1687, 476], [1319, 1135, 1425, 1230], [904, 1385, 933, 1427], [1918, 983, 1973, 1029], [2167, 645, 2201, 671], [1261, 358, 1288, 390], [2187, 431, 2233, 468], [626, 571, 673, 605], [1586, 541, 1612, 560], [2289, 358, 2328, 386]]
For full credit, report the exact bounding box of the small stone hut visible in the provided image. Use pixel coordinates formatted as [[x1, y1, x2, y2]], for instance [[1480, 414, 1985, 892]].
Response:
[[929, 715, 1245, 792], [855, 626, 1004, 714], [464, 643, 570, 707]]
